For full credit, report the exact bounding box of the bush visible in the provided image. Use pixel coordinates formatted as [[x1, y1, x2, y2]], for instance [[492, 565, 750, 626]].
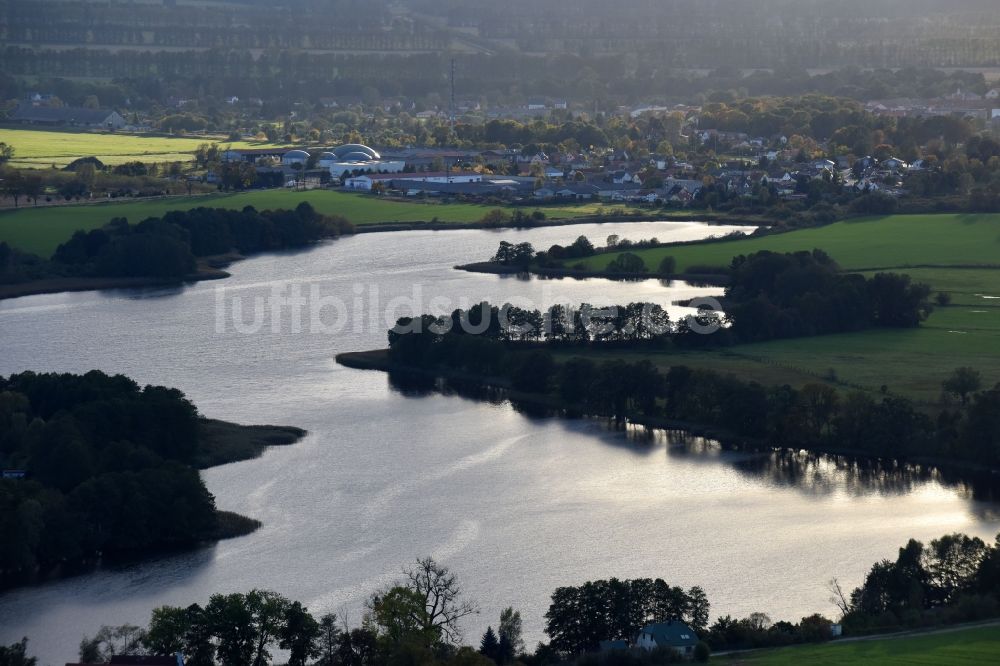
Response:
[[936, 291, 952, 306], [693, 641, 710, 663], [657, 255, 677, 275]]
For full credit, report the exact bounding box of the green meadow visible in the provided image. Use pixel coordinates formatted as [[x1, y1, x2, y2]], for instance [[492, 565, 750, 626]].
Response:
[[581, 213, 1000, 273], [0, 188, 625, 257], [0, 127, 284, 168], [720, 624, 1000, 665], [577, 214, 1000, 403]]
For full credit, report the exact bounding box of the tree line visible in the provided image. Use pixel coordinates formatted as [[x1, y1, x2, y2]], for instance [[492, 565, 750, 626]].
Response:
[[8, 527, 1000, 663], [837, 532, 1000, 634], [0, 202, 353, 286], [544, 579, 709, 654]]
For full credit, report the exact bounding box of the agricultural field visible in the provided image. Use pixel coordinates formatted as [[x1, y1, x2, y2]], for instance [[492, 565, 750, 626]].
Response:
[[0, 127, 283, 168], [574, 214, 1000, 404], [720, 624, 1000, 665], [0, 188, 631, 257]]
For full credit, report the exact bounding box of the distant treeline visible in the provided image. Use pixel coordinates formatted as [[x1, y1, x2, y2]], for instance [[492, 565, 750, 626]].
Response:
[[0, 371, 263, 583], [0, 202, 353, 285]]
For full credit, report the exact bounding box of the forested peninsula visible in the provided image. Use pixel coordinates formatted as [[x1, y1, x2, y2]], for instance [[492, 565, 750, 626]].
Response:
[[0, 370, 305, 589]]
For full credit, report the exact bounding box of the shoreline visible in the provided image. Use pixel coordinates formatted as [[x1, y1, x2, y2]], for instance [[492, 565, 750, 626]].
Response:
[[0, 214, 757, 301], [0, 418, 307, 593], [336, 349, 1000, 481], [454, 260, 731, 285], [0, 251, 243, 301], [352, 210, 769, 234]]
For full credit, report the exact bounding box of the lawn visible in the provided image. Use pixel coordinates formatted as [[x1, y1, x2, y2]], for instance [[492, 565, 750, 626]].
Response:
[[0, 127, 284, 168], [580, 213, 1000, 273], [720, 625, 1000, 665], [0, 188, 628, 257]]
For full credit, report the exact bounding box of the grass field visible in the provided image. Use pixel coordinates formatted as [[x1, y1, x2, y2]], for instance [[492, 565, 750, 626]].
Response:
[[0, 127, 286, 168], [589, 304, 1000, 403], [720, 625, 1000, 665], [574, 214, 1000, 403], [0, 189, 629, 257], [581, 214, 1000, 273]]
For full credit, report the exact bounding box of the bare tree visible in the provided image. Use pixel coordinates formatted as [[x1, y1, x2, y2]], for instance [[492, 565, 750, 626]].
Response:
[[828, 577, 852, 617], [403, 556, 479, 644]]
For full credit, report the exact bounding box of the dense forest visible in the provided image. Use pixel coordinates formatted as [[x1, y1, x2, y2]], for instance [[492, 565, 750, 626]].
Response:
[[0, 371, 226, 582]]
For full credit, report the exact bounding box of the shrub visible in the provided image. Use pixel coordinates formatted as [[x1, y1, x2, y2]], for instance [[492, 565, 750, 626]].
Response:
[[607, 252, 647, 273], [657, 255, 677, 275]]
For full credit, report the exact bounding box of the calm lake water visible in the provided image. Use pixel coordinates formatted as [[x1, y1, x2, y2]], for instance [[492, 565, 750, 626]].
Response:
[[1, 221, 998, 665]]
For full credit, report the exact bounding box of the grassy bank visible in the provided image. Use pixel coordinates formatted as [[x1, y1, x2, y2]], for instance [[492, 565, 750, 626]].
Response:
[[196, 418, 307, 469], [0, 188, 638, 256], [199, 419, 306, 539], [720, 623, 1000, 665]]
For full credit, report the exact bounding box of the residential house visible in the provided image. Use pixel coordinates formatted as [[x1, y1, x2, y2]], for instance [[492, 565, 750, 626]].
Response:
[[554, 184, 600, 199], [634, 621, 699, 658]]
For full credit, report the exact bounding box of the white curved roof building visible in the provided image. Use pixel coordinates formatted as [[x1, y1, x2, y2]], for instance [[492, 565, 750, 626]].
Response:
[[281, 149, 311, 165]]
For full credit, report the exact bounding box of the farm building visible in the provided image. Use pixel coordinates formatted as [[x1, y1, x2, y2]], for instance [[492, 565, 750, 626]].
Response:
[[10, 104, 126, 129]]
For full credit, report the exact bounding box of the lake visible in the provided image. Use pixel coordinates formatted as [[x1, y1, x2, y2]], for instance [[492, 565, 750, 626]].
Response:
[[1, 220, 998, 665]]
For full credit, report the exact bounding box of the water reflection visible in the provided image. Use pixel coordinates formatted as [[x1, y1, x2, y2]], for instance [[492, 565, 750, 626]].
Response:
[[389, 371, 1000, 505]]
